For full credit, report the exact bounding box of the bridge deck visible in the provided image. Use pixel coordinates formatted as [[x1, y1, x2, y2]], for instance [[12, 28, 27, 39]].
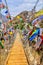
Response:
[[5, 33, 28, 65]]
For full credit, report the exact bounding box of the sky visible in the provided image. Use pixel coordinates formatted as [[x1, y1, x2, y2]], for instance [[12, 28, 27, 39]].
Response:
[[1, 0, 43, 17]]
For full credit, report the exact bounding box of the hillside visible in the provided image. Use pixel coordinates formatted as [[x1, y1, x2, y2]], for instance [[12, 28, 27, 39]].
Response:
[[11, 10, 43, 27], [35, 9, 43, 17]]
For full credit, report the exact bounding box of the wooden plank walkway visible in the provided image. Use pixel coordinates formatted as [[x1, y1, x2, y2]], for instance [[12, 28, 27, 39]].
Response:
[[5, 33, 28, 65]]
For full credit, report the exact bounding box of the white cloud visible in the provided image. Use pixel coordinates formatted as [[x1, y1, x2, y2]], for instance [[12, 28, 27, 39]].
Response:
[[2, 0, 43, 16], [10, 3, 35, 17], [35, 0, 43, 11]]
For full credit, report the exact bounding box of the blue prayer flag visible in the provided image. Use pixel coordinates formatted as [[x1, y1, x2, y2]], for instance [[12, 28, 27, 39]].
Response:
[[5, 10, 8, 13]]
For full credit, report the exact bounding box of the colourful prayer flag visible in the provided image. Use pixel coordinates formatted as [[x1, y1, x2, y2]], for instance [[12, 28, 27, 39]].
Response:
[[5, 10, 8, 13], [0, 3, 5, 8]]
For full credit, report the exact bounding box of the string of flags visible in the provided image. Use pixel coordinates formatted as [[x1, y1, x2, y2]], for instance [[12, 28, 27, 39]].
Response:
[[0, 0, 11, 21], [0, 0, 5, 9], [5, 9, 11, 19]]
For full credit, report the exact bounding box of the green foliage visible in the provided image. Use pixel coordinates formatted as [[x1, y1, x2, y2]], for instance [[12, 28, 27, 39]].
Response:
[[0, 41, 4, 49]]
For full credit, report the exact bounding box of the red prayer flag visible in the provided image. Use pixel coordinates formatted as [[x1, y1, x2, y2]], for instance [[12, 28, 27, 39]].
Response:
[[0, 3, 5, 8]]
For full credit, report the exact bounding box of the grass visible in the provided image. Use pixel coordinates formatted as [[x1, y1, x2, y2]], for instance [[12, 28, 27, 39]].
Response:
[[35, 9, 43, 17]]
